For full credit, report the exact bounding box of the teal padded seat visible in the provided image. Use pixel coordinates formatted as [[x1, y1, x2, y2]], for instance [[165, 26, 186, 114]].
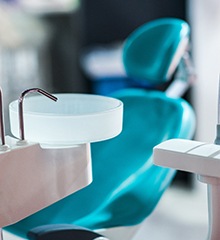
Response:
[[5, 88, 195, 238]]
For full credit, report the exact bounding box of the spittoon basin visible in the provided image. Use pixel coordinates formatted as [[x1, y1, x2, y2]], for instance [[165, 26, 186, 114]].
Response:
[[9, 93, 123, 146]]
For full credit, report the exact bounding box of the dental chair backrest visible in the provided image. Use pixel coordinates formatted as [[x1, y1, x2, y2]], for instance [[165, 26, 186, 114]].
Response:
[[5, 18, 196, 239], [123, 17, 190, 85]]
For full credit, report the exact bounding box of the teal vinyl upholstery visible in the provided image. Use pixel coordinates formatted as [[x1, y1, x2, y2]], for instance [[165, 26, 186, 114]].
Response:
[[123, 18, 189, 84]]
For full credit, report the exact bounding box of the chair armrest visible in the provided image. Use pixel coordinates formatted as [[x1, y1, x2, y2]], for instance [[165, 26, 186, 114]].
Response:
[[27, 224, 109, 240]]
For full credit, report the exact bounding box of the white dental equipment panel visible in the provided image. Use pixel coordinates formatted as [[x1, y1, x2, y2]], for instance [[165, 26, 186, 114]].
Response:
[[153, 138, 220, 240], [153, 138, 220, 178]]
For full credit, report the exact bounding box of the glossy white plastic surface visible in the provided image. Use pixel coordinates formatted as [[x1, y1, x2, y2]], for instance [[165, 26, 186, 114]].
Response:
[[153, 138, 220, 240], [9, 94, 123, 146], [153, 139, 220, 178], [0, 136, 92, 228]]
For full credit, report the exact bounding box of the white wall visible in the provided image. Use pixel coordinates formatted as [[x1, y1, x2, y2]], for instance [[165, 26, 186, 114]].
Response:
[[188, 0, 220, 142]]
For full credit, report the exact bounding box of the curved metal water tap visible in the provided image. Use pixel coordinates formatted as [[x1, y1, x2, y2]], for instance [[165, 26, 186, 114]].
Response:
[[18, 88, 58, 142]]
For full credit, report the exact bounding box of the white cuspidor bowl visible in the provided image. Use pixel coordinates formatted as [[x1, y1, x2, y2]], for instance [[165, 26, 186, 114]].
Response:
[[9, 93, 123, 146]]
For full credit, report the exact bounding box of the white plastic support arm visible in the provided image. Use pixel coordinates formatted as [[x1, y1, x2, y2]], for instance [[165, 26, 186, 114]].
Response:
[[153, 138, 220, 240]]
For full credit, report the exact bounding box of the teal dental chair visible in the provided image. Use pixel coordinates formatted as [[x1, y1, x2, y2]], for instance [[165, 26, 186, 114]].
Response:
[[5, 18, 196, 240]]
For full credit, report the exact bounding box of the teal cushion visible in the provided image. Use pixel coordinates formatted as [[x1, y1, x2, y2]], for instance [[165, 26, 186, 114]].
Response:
[[123, 18, 190, 84], [5, 89, 195, 237]]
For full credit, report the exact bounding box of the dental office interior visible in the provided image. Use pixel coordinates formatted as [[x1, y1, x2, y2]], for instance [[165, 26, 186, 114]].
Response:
[[0, 0, 219, 239]]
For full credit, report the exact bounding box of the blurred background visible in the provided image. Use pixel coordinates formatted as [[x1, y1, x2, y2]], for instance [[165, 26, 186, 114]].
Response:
[[0, 0, 219, 239], [0, 0, 218, 143]]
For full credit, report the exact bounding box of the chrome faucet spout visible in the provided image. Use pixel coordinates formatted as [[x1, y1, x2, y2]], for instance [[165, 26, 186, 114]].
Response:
[[18, 88, 57, 141]]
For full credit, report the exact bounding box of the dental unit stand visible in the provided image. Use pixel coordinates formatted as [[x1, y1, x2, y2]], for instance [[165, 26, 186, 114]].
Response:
[[154, 82, 220, 240], [0, 87, 122, 240], [0, 88, 78, 240], [0, 88, 87, 240]]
